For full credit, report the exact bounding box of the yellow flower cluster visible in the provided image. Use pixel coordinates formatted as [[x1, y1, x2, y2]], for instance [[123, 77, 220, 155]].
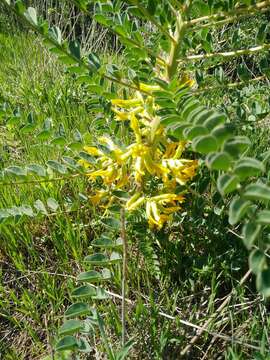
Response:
[[80, 83, 198, 229]]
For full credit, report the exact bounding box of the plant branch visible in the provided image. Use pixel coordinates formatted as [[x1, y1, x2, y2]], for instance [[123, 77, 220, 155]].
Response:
[[166, 11, 187, 80], [191, 6, 270, 31], [66, 0, 166, 65], [0, 173, 81, 187], [186, 0, 270, 27], [179, 43, 270, 62], [193, 75, 267, 94], [125, 0, 176, 44]]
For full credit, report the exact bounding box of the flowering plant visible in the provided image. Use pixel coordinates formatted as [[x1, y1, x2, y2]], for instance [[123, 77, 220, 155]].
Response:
[[81, 84, 198, 228]]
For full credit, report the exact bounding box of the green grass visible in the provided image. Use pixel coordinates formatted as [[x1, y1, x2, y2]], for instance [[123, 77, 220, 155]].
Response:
[[0, 30, 270, 360]]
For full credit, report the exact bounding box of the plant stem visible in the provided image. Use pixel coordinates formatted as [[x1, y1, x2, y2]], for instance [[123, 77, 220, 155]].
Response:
[[180, 43, 270, 62], [186, 0, 270, 27], [121, 207, 128, 347], [166, 11, 187, 80]]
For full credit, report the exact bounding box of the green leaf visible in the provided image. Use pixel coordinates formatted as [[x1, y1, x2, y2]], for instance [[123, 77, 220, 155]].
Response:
[[19, 205, 34, 217], [212, 125, 234, 145], [244, 183, 270, 202], [217, 174, 240, 196], [257, 269, 270, 297], [101, 217, 121, 229], [229, 196, 251, 225], [234, 158, 265, 180], [0, 209, 10, 224], [24, 7, 37, 25], [168, 123, 190, 140], [183, 125, 209, 140], [206, 152, 232, 170], [55, 336, 78, 352], [47, 160, 67, 174], [260, 150, 270, 165], [59, 320, 83, 336], [249, 249, 266, 275], [94, 14, 109, 26], [34, 200, 48, 215], [47, 198, 59, 212], [88, 53, 101, 70], [49, 26, 62, 44], [223, 136, 251, 157], [37, 130, 51, 141], [192, 108, 212, 124], [203, 113, 226, 130], [64, 303, 90, 318], [27, 164, 47, 177], [20, 123, 36, 134], [50, 136, 66, 146], [84, 253, 109, 265], [78, 337, 92, 353], [15, 0, 25, 14], [160, 114, 181, 126], [101, 268, 111, 280], [69, 40, 81, 60], [92, 287, 109, 300], [109, 251, 122, 264], [242, 222, 261, 250], [5, 166, 27, 177], [256, 210, 270, 225], [181, 99, 200, 120], [192, 135, 218, 154], [147, 0, 156, 15], [77, 271, 102, 283], [92, 236, 122, 249], [72, 285, 96, 299], [112, 190, 129, 200]]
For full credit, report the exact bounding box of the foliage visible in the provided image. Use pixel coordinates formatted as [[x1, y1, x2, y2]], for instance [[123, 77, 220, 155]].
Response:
[[1, 0, 270, 358]]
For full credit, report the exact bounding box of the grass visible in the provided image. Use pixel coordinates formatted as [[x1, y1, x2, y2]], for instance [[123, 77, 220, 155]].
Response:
[[0, 28, 270, 360]]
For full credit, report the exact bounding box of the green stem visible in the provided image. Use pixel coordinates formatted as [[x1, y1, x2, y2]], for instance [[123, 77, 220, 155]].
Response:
[[166, 12, 187, 80]]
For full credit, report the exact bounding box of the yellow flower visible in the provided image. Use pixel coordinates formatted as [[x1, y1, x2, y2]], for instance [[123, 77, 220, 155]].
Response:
[[112, 106, 144, 121], [180, 73, 195, 88], [111, 98, 143, 108], [78, 159, 92, 169], [146, 200, 170, 229], [90, 190, 108, 205], [126, 193, 145, 211], [139, 82, 160, 93], [84, 146, 102, 156], [80, 83, 199, 229]]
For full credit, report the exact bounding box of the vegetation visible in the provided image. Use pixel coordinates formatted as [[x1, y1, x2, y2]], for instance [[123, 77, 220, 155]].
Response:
[[1, 0, 270, 359]]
